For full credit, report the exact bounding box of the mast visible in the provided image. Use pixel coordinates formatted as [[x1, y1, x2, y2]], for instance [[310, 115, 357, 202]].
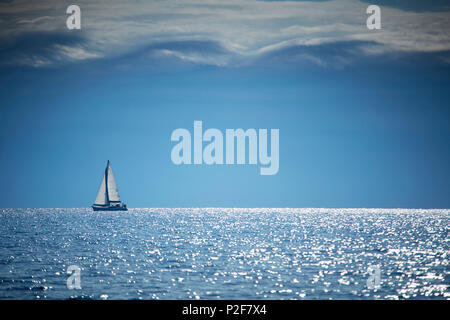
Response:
[[105, 160, 110, 205]]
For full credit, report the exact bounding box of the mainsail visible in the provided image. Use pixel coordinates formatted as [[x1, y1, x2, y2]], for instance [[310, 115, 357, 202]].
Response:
[[107, 162, 120, 202], [94, 161, 121, 205]]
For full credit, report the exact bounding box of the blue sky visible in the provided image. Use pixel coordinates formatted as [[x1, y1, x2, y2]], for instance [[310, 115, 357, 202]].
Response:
[[0, 0, 449, 208]]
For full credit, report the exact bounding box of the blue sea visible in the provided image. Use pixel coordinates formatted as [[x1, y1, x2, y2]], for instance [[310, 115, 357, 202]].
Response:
[[0, 208, 448, 300]]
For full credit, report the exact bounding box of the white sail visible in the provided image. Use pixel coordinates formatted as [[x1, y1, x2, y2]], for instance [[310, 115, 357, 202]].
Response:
[[107, 162, 120, 202], [94, 173, 107, 205]]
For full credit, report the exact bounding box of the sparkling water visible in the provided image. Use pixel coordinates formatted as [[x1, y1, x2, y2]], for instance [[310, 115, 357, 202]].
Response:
[[0, 208, 448, 300]]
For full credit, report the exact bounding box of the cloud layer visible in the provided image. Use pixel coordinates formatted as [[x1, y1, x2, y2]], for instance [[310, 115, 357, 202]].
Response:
[[1, 0, 449, 67]]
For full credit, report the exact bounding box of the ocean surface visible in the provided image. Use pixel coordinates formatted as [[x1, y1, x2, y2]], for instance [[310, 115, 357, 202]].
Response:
[[0, 208, 448, 300]]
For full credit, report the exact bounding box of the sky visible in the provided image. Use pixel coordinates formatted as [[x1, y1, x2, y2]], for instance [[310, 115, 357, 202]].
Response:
[[0, 0, 449, 208]]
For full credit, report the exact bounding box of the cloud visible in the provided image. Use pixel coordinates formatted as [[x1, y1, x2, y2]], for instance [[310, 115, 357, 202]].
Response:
[[109, 40, 237, 68], [257, 40, 369, 68], [359, 0, 450, 12], [17, 15, 54, 24], [0, 0, 449, 68], [54, 44, 102, 60], [0, 31, 101, 67]]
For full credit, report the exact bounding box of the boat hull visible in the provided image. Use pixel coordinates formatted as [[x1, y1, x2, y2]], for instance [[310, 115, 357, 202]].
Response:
[[92, 205, 128, 211]]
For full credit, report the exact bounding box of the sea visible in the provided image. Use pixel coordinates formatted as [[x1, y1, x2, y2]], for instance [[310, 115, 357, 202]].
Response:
[[0, 208, 448, 300]]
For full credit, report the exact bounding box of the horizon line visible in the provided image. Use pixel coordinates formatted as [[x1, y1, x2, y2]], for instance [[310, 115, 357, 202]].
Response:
[[2, 207, 449, 210]]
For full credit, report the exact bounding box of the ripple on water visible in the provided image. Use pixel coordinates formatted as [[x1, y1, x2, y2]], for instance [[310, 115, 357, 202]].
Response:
[[0, 208, 448, 299]]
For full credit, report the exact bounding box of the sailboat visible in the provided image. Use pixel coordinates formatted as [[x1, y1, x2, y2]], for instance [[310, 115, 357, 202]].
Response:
[[92, 160, 128, 211]]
